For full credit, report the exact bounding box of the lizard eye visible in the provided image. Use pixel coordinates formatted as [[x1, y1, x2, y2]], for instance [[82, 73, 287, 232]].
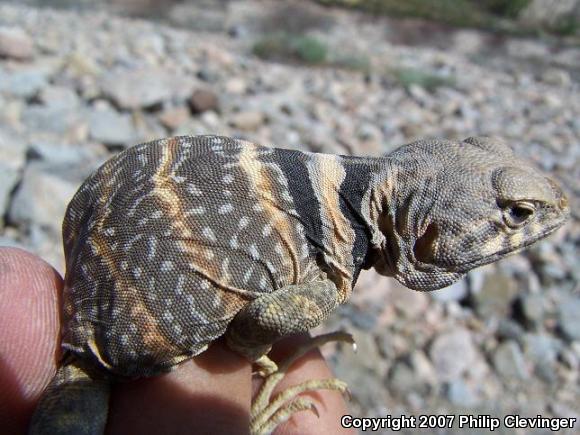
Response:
[[502, 201, 535, 228]]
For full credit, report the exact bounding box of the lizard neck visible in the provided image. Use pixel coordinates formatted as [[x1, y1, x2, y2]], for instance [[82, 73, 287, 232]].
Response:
[[336, 155, 392, 280], [360, 157, 399, 276]]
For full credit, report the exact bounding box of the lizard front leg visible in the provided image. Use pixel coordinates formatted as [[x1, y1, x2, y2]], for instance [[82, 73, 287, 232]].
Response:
[[225, 280, 340, 363], [224, 280, 353, 435]]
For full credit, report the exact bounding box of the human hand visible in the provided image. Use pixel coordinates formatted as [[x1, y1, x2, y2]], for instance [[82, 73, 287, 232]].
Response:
[[0, 247, 353, 434]]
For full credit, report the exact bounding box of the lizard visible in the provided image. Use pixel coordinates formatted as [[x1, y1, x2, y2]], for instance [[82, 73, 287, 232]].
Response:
[[28, 135, 569, 435]]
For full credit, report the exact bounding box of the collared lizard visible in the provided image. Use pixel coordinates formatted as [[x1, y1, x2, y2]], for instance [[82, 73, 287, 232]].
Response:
[[28, 135, 569, 434]]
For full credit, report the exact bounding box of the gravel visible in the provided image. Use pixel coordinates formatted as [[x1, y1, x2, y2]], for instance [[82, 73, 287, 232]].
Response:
[[0, 0, 578, 425]]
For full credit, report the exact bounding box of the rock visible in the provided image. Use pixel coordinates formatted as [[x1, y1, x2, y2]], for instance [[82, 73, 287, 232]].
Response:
[[451, 30, 484, 55], [0, 128, 27, 226], [159, 106, 191, 131], [38, 85, 81, 110], [132, 112, 167, 144], [0, 97, 23, 129], [409, 350, 437, 386], [8, 162, 78, 236], [549, 402, 580, 421], [391, 284, 429, 318], [523, 333, 560, 383], [445, 380, 479, 407], [88, 104, 137, 145], [225, 77, 247, 95], [28, 141, 109, 167], [199, 110, 221, 129], [350, 330, 385, 373], [429, 328, 478, 381], [519, 0, 578, 28], [131, 33, 165, 60], [469, 273, 519, 319], [557, 297, 580, 341], [496, 318, 526, 343], [167, 4, 226, 32], [0, 68, 47, 98], [229, 110, 266, 131], [492, 340, 530, 380], [377, 333, 409, 361], [516, 293, 545, 328], [189, 88, 219, 114], [431, 279, 467, 303], [0, 26, 34, 60], [389, 351, 436, 398], [389, 359, 421, 396], [100, 69, 195, 109], [22, 105, 88, 142], [332, 345, 388, 409], [337, 304, 376, 331], [541, 68, 571, 87]]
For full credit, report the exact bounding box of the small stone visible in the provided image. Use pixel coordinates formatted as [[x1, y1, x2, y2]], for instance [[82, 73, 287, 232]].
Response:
[[101, 69, 195, 109], [431, 279, 467, 303], [8, 163, 78, 236], [429, 328, 477, 381], [523, 333, 560, 383], [132, 112, 167, 144], [409, 350, 437, 386], [541, 68, 571, 87], [388, 360, 420, 396], [0, 69, 47, 98], [549, 402, 580, 421], [332, 345, 388, 409], [199, 110, 221, 128], [159, 106, 190, 130], [452, 30, 484, 55], [22, 105, 88, 141], [469, 273, 519, 319], [516, 293, 545, 328], [0, 128, 26, 226], [88, 104, 137, 146], [0, 26, 34, 60], [229, 111, 266, 131], [356, 122, 382, 142], [492, 340, 530, 380], [28, 141, 108, 166], [225, 78, 247, 95], [337, 304, 376, 331], [38, 86, 80, 110], [189, 88, 219, 114], [557, 297, 580, 341], [377, 333, 409, 360], [496, 318, 526, 343], [445, 380, 479, 407]]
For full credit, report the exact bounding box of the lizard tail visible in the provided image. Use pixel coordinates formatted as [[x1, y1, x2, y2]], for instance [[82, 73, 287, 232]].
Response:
[[28, 359, 110, 435]]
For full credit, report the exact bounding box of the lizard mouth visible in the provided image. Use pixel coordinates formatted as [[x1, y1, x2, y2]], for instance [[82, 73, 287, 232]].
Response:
[[452, 214, 569, 272]]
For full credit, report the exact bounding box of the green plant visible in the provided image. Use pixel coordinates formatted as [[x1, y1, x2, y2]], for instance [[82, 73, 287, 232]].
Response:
[[253, 32, 328, 64], [480, 0, 530, 18], [550, 15, 580, 36], [331, 53, 372, 72], [392, 67, 456, 92]]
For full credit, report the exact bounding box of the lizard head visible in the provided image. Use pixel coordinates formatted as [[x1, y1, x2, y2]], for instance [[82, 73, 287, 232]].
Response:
[[372, 136, 570, 291]]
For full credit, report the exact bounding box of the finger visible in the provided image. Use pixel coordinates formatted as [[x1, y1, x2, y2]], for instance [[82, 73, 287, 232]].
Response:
[[0, 247, 63, 434], [107, 340, 252, 435], [254, 334, 354, 435]]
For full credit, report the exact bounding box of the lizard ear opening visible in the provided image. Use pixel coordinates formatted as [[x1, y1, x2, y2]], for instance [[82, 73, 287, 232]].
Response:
[[413, 223, 438, 264]]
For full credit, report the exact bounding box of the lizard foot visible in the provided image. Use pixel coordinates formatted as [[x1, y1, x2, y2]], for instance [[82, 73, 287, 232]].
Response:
[[250, 331, 355, 435]]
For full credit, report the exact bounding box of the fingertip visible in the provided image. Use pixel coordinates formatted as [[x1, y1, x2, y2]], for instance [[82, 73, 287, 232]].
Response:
[[262, 335, 354, 435], [0, 247, 63, 432], [107, 341, 251, 435]]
